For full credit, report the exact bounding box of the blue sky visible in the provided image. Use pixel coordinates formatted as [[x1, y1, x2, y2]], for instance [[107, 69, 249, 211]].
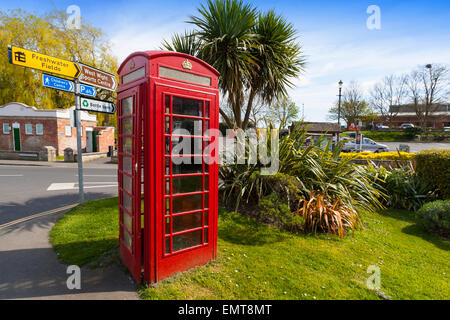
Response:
[[1, 0, 450, 121]]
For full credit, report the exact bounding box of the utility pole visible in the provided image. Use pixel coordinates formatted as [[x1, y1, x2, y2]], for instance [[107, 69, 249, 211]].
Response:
[[74, 75, 85, 203]]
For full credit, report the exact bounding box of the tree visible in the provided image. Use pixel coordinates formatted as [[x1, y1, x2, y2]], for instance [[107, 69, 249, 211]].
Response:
[[0, 9, 118, 126], [406, 64, 450, 128], [162, 0, 305, 129], [370, 74, 408, 127], [328, 81, 373, 128], [267, 97, 299, 130]]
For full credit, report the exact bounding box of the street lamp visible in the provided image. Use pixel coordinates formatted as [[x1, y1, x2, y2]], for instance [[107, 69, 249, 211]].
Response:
[[337, 80, 343, 141]]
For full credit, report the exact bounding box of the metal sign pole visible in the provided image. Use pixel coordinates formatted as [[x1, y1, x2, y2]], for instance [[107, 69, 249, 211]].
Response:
[[74, 77, 85, 203]]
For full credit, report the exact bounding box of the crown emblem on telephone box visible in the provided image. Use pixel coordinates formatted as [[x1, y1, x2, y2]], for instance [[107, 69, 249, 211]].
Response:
[[182, 59, 192, 70]]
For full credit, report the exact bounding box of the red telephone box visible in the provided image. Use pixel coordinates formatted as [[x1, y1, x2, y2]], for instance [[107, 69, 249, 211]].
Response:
[[117, 51, 219, 283]]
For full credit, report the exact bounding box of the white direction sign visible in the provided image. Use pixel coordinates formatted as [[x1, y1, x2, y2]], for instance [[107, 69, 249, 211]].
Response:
[[79, 97, 116, 114]]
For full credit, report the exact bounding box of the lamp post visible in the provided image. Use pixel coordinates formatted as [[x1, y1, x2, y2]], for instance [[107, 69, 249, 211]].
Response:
[[337, 80, 343, 142]]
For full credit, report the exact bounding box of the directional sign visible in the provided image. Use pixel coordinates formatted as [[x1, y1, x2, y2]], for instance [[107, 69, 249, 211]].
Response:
[[78, 84, 97, 97], [78, 63, 117, 92], [79, 97, 116, 114], [42, 74, 74, 93], [8, 45, 80, 79]]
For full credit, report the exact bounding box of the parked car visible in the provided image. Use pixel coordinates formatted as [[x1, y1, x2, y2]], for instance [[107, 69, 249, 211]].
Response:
[[400, 123, 415, 128], [443, 127, 450, 132], [342, 138, 389, 153], [376, 124, 389, 129]]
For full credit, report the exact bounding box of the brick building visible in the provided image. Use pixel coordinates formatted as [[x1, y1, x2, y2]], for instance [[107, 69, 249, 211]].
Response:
[[0, 102, 115, 156], [374, 103, 450, 129]]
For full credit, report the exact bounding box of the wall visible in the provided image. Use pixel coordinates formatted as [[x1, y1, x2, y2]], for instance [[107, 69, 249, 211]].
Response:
[[0, 117, 58, 152], [55, 119, 97, 155], [95, 127, 115, 153]]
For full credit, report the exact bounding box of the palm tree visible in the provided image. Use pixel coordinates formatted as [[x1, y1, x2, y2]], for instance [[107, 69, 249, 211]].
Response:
[[162, 0, 305, 130]]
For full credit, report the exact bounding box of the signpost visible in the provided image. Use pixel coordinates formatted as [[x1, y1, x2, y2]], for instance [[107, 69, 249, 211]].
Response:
[[8, 45, 117, 204], [79, 97, 116, 114], [78, 63, 117, 92], [8, 45, 80, 79], [43, 74, 74, 93], [42, 74, 97, 97]]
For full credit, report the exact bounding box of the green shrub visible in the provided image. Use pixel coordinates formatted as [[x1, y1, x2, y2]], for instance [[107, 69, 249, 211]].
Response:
[[403, 127, 423, 139], [415, 149, 450, 199], [383, 165, 433, 211], [259, 193, 304, 231], [416, 200, 450, 236]]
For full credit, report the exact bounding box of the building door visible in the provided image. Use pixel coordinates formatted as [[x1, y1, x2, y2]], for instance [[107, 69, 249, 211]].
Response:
[[92, 131, 98, 152], [154, 85, 217, 281], [13, 128, 21, 151], [86, 127, 94, 153], [117, 86, 142, 282]]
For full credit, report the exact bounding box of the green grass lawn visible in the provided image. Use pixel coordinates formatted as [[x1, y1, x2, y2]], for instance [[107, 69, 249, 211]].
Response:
[[50, 197, 450, 300]]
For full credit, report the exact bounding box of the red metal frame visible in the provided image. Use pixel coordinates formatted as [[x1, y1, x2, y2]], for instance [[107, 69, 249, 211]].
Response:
[[117, 51, 219, 283]]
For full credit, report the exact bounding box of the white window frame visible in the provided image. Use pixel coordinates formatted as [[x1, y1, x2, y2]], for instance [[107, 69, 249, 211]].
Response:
[[2, 123, 10, 134], [36, 123, 44, 135], [65, 125, 72, 137], [25, 123, 33, 135]]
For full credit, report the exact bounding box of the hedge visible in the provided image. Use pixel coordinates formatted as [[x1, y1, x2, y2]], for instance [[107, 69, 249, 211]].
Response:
[[415, 149, 450, 199], [339, 152, 415, 160]]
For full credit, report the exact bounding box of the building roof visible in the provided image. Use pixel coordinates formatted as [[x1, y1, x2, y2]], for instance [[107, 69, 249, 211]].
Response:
[[291, 121, 341, 133], [0, 102, 97, 122]]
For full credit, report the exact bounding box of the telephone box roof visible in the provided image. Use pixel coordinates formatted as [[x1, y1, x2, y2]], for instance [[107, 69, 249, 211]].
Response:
[[118, 50, 219, 76]]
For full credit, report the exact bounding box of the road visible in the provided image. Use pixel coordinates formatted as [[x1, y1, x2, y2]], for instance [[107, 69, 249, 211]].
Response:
[[378, 141, 450, 153], [0, 161, 117, 225]]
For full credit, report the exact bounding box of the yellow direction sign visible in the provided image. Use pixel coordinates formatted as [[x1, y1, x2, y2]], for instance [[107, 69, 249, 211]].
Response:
[[8, 45, 81, 79]]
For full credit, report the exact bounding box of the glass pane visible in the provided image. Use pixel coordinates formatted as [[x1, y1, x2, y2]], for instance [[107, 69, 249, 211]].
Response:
[[123, 192, 132, 212], [122, 117, 132, 135], [165, 237, 171, 254], [123, 211, 132, 231], [173, 212, 202, 233], [165, 216, 171, 235], [123, 157, 132, 174], [165, 178, 170, 194], [204, 228, 209, 243], [204, 211, 209, 226], [173, 96, 203, 117], [123, 228, 132, 250], [123, 173, 132, 193], [173, 117, 202, 136], [204, 193, 209, 209], [205, 101, 210, 118], [122, 97, 133, 115], [172, 175, 203, 194], [172, 161, 203, 175], [165, 116, 171, 134], [165, 95, 171, 114], [204, 176, 209, 191], [165, 158, 171, 175], [123, 137, 132, 154], [173, 194, 203, 213], [165, 137, 171, 155], [172, 136, 202, 155], [172, 230, 202, 252], [165, 198, 171, 215]]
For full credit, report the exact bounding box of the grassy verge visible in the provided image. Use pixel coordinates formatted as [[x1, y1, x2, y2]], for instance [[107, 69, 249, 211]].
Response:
[[50, 197, 450, 300]]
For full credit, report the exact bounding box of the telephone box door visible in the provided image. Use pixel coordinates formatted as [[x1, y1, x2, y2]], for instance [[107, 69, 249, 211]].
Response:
[[155, 84, 218, 281], [118, 86, 142, 282]]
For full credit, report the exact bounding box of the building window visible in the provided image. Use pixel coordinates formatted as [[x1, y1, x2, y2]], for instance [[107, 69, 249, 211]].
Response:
[[25, 123, 33, 135], [36, 123, 44, 135], [65, 125, 72, 137], [2, 123, 10, 134]]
